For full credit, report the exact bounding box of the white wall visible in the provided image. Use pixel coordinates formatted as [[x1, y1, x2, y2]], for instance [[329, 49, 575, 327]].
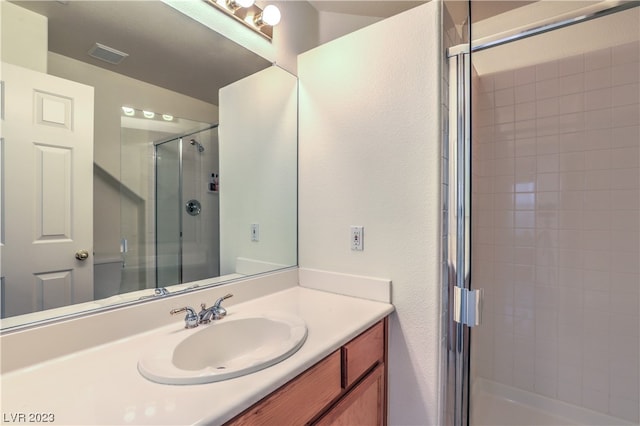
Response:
[[0, 1, 47, 73], [317, 10, 381, 45], [298, 3, 442, 424], [219, 66, 298, 276]]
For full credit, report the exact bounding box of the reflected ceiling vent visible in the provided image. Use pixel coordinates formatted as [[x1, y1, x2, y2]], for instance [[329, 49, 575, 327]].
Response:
[[88, 43, 129, 65]]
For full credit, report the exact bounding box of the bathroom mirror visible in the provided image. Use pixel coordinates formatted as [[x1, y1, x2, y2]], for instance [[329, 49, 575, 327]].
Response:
[[0, 0, 298, 329]]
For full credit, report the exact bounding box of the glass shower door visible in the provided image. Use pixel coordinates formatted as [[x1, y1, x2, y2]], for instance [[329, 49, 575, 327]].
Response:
[[155, 138, 182, 286], [467, 3, 639, 425]]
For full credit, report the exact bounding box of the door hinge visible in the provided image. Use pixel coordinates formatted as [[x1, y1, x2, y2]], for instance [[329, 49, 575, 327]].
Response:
[[454, 287, 483, 327]]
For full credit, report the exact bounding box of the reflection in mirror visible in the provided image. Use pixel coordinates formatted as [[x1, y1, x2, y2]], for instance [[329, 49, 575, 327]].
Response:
[[0, 0, 298, 330]]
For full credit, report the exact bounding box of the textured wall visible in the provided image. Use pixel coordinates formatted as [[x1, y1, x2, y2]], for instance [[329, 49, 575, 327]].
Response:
[[298, 3, 443, 424]]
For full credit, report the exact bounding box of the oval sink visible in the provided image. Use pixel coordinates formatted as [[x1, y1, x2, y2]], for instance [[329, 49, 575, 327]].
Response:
[[138, 311, 307, 385]]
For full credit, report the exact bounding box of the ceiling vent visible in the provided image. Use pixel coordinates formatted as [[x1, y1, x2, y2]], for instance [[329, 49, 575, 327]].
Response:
[[88, 43, 129, 65]]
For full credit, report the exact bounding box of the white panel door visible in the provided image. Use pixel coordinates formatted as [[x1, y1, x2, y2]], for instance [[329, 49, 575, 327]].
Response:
[[1, 62, 94, 317]]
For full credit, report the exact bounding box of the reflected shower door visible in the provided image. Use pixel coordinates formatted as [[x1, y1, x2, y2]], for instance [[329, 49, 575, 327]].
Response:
[[155, 138, 182, 286]]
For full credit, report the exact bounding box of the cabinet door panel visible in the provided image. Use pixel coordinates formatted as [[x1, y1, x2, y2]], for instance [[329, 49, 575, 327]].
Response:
[[342, 321, 384, 388], [227, 351, 342, 426], [314, 363, 385, 426]]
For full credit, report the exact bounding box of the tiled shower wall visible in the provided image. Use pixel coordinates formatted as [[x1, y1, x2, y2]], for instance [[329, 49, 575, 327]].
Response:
[[471, 40, 639, 422]]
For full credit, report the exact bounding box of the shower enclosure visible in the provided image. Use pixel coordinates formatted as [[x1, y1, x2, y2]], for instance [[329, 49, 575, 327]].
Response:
[[155, 126, 220, 287], [445, 2, 639, 425]]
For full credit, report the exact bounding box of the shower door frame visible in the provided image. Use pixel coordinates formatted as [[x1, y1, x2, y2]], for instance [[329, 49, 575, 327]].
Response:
[[443, 2, 640, 425]]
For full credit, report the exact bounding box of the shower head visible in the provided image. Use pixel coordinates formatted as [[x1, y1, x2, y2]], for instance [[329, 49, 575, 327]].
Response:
[[190, 139, 205, 153]]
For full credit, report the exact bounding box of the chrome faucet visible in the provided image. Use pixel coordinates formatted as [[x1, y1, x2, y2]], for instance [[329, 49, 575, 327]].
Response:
[[198, 293, 233, 324], [170, 306, 199, 329], [139, 287, 169, 300]]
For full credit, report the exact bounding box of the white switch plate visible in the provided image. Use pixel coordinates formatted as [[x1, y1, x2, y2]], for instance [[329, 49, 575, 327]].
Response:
[[350, 226, 364, 251], [251, 223, 259, 242]]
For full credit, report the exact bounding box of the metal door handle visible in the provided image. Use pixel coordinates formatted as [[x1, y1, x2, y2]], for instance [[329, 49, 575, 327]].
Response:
[[75, 249, 90, 261]]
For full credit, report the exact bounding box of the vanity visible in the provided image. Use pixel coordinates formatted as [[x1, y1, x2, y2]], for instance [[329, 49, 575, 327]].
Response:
[[0, 270, 394, 425]]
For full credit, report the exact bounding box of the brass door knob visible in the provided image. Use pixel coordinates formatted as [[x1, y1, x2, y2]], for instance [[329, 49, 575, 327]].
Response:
[[75, 249, 90, 261]]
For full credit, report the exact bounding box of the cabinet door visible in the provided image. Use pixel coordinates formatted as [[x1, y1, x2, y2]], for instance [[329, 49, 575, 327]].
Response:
[[314, 364, 385, 426]]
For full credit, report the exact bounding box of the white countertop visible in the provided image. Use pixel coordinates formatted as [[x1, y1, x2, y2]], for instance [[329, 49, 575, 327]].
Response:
[[1, 286, 393, 425]]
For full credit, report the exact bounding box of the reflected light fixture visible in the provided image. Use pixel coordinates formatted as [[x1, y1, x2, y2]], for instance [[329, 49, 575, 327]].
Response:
[[206, 0, 280, 41], [162, 114, 174, 121], [142, 110, 155, 119], [122, 106, 135, 116], [255, 4, 281, 27]]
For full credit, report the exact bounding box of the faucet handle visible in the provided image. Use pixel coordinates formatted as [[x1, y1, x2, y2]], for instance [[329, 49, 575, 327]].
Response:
[[213, 293, 233, 308], [212, 293, 233, 319], [170, 306, 199, 329]]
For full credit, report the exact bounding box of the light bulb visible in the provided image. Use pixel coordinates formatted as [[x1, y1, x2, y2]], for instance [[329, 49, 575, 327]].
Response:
[[143, 110, 155, 119], [261, 5, 281, 26], [122, 106, 135, 116]]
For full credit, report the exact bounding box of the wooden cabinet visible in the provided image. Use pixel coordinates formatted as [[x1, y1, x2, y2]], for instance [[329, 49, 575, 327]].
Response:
[[226, 318, 388, 426]]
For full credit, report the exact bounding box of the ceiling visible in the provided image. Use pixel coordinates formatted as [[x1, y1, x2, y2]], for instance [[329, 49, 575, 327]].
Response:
[[12, 1, 271, 105], [12, 0, 539, 106]]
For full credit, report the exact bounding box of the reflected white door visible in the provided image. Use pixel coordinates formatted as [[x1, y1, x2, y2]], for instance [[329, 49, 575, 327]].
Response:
[[1, 62, 94, 317]]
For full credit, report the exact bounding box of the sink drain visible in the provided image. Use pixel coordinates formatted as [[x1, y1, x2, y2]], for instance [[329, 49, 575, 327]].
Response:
[[216, 366, 226, 370]]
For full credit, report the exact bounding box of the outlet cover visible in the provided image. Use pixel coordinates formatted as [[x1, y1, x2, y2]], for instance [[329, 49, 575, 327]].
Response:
[[350, 226, 364, 251]]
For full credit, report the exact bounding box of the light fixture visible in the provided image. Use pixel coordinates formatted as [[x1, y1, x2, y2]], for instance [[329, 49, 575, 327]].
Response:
[[122, 106, 135, 116], [225, 0, 254, 11], [205, 0, 280, 41], [143, 110, 155, 119], [255, 4, 281, 27], [162, 114, 174, 121]]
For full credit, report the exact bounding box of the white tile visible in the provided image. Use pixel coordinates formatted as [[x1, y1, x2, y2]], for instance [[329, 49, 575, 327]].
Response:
[[581, 388, 609, 414], [610, 209, 640, 229], [534, 375, 558, 398], [558, 73, 584, 95], [583, 366, 609, 393], [611, 168, 639, 190], [536, 79, 560, 99], [610, 250, 640, 274], [585, 68, 612, 90], [585, 88, 612, 110], [559, 171, 584, 191], [536, 61, 559, 82], [495, 87, 515, 107], [582, 269, 610, 290], [609, 396, 640, 424], [515, 101, 536, 121], [559, 55, 584, 77], [584, 47, 612, 71], [611, 125, 639, 148], [584, 108, 613, 130], [495, 70, 516, 90], [582, 250, 610, 272], [536, 266, 558, 287], [584, 149, 611, 170], [613, 61, 640, 86], [584, 169, 611, 190], [536, 191, 559, 210], [583, 128, 612, 151], [515, 66, 536, 86], [515, 119, 537, 139], [559, 152, 585, 171], [515, 138, 536, 157], [495, 105, 515, 124], [612, 83, 640, 107], [559, 93, 584, 114], [515, 83, 536, 104], [557, 381, 582, 406], [611, 229, 640, 252], [612, 41, 640, 65], [612, 104, 640, 127], [536, 98, 559, 118], [559, 131, 585, 153]]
